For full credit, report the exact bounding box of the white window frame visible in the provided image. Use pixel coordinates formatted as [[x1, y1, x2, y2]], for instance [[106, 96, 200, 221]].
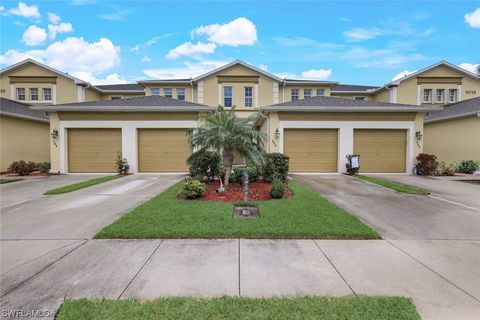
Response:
[[151, 88, 160, 96], [30, 88, 39, 101], [423, 89, 432, 103], [224, 86, 233, 107], [291, 89, 299, 101], [435, 89, 444, 103], [17, 88, 26, 101], [164, 88, 173, 98], [316, 88, 325, 96], [448, 89, 457, 103], [304, 89, 312, 99], [244, 86, 253, 107], [43, 88, 52, 101], [176, 88, 185, 101]]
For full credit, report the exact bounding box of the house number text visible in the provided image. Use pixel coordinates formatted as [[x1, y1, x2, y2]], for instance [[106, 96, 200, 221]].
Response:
[[465, 90, 476, 95]]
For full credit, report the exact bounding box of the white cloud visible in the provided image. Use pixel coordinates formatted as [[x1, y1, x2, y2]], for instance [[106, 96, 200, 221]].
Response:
[[22, 25, 47, 46], [9, 2, 40, 19], [392, 70, 417, 81], [258, 64, 268, 71], [99, 9, 130, 21], [130, 33, 174, 53], [343, 27, 383, 41], [465, 8, 480, 28], [48, 12, 61, 24], [166, 42, 216, 59], [141, 55, 151, 62], [419, 28, 435, 36], [70, 71, 126, 85], [301, 69, 332, 80], [0, 5, 5, 11], [341, 46, 426, 68], [48, 22, 73, 39], [0, 37, 120, 74], [459, 62, 480, 74], [193, 17, 257, 47], [130, 45, 140, 53], [143, 59, 228, 79]]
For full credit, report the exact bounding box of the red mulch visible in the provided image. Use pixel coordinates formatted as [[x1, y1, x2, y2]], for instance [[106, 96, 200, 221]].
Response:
[[200, 181, 293, 202]]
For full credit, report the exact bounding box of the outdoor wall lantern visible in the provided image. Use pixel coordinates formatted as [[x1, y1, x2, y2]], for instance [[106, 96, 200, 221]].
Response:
[[415, 131, 423, 141], [274, 128, 280, 139], [51, 129, 59, 139]]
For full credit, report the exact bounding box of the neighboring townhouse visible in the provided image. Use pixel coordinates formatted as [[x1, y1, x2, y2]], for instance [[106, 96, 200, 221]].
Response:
[[94, 84, 146, 101], [423, 97, 480, 164], [0, 98, 50, 171]]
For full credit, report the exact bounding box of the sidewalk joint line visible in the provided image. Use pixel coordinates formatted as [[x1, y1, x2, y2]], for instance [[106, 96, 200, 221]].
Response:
[[117, 239, 164, 300], [386, 240, 480, 303], [428, 194, 478, 211], [313, 240, 356, 295], [0, 240, 88, 298]]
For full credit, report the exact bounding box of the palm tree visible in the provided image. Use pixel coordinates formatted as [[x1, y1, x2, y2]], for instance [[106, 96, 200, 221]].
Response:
[[188, 106, 266, 190]]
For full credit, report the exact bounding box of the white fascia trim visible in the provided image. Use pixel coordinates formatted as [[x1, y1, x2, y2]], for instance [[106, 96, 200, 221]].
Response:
[[279, 120, 415, 174], [59, 120, 197, 174]]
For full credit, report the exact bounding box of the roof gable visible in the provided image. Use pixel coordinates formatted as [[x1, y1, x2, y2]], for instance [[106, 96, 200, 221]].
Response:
[[193, 60, 282, 82]]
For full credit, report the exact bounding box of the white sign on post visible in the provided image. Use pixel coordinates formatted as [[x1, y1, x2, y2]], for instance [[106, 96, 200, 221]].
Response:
[[351, 156, 359, 169]]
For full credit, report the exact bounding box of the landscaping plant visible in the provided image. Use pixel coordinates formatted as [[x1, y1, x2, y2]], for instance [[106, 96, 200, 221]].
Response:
[[181, 179, 206, 199], [115, 153, 130, 175], [345, 154, 360, 175], [263, 153, 289, 182], [187, 107, 266, 190], [7, 160, 36, 175], [453, 160, 479, 174], [38, 161, 51, 174], [269, 178, 285, 199], [187, 150, 221, 180], [415, 153, 438, 175]]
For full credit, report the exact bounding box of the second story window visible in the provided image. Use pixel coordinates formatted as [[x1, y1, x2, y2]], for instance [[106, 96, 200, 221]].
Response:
[[111, 96, 122, 100], [354, 96, 366, 101], [244, 87, 253, 107], [177, 88, 185, 101], [30, 88, 39, 101], [164, 88, 173, 98], [151, 88, 160, 95], [43, 88, 52, 101], [17, 88, 26, 101], [224, 86, 232, 107], [316, 88, 325, 96], [291, 89, 299, 101], [423, 89, 432, 103], [304, 89, 312, 99], [435, 89, 444, 103], [448, 89, 457, 103]]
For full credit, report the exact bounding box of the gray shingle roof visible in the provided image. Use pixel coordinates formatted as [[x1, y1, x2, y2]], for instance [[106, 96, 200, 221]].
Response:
[[425, 97, 480, 123], [331, 84, 380, 92], [261, 95, 439, 112], [29, 95, 214, 112], [94, 84, 144, 91], [0, 98, 49, 122]]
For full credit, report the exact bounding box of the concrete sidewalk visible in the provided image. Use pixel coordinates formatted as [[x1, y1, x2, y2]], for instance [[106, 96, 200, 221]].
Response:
[[1, 239, 479, 320]]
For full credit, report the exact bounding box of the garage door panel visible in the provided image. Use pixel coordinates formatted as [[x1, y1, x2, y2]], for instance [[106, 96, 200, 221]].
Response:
[[68, 128, 121, 173], [284, 129, 338, 172], [354, 129, 406, 173], [138, 129, 190, 172]]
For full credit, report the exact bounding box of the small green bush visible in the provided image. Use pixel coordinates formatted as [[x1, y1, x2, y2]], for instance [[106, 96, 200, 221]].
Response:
[[269, 179, 285, 199], [453, 160, 479, 174], [263, 153, 289, 182], [115, 153, 130, 175], [187, 150, 221, 179], [8, 160, 36, 175], [38, 161, 51, 173], [230, 166, 259, 183], [181, 179, 206, 199]]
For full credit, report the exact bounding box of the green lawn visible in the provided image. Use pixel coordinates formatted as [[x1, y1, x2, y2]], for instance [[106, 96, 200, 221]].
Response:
[[95, 181, 379, 239], [56, 296, 420, 320], [354, 175, 429, 195], [0, 178, 24, 184], [44, 175, 123, 195]]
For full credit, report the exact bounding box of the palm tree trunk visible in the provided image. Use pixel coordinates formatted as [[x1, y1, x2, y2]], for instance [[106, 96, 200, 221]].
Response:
[[223, 149, 234, 190]]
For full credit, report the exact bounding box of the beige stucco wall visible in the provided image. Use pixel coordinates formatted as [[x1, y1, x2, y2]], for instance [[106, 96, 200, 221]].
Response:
[[143, 84, 194, 101], [0, 115, 50, 171], [331, 92, 373, 101], [424, 116, 480, 164], [372, 89, 389, 103], [98, 93, 145, 100], [282, 85, 331, 102]]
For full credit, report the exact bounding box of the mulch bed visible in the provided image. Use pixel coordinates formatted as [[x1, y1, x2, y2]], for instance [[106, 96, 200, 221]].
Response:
[[200, 181, 293, 202]]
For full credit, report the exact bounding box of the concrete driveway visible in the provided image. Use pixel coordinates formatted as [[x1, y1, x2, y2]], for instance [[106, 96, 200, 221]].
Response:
[[294, 174, 480, 240]]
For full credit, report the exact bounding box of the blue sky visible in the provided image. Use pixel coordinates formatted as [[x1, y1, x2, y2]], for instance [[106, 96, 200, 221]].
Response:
[[1, 1, 479, 85]]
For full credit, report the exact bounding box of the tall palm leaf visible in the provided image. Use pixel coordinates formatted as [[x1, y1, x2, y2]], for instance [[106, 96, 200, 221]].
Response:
[[187, 106, 266, 190]]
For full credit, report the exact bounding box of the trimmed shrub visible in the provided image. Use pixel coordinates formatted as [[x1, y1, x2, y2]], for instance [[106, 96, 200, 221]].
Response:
[[453, 160, 479, 174], [230, 166, 259, 183], [187, 150, 221, 179], [442, 167, 456, 176], [181, 179, 206, 199], [269, 179, 285, 199], [38, 161, 51, 174], [7, 160, 36, 175], [415, 153, 438, 176], [115, 153, 130, 175], [263, 153, 289, 182]]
